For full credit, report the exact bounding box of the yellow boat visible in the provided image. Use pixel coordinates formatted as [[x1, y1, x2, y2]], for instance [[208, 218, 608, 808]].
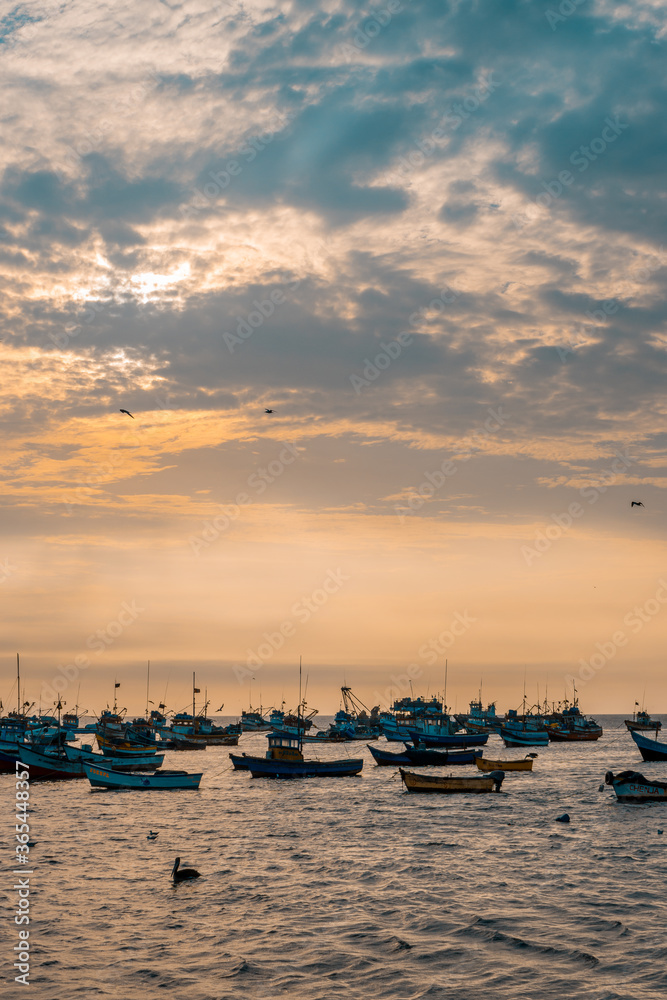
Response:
[[476, 753, 536, 772]]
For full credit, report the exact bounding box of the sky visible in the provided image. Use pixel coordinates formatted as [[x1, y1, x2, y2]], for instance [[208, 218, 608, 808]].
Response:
[[1, 0, 667, 717]]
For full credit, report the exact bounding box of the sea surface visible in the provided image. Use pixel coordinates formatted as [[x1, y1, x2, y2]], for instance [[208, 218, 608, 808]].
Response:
[[3, 714, 667, 1000]]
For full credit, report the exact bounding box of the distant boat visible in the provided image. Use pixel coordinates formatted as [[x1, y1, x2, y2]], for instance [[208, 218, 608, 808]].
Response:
[[629, 728, 667, 761], [367, 743, 481, 766], [236, 731, 363, 779], [476, 754, 536, 772], [399, 768, 505, 794], [605, 769, 667, 803], [83, 762, 202, 790], [625, 709, 661, 733], [500, 725, 549, 747], [546, 701, 602, 741], [19, 744, 164, 778]]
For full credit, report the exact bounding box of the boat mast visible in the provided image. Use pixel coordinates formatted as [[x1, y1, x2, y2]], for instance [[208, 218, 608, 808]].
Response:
[[145, 660, 150, 718], [444, 658, 448, 715], [298, 656, 303, 752], [17, 652, 20, 717], [192, 671, 196, 734]]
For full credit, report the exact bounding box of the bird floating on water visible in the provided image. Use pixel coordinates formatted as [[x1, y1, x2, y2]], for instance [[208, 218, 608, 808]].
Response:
[[147, 831, 158, 840], [119, 409, 134, 418], [172, 857, 201, 881], [631, 500, 644, 507]]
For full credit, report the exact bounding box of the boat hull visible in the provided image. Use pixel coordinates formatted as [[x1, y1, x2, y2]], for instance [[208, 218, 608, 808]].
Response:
[[605, 769, 667, 803], [243, 755, 363, 778], [629, 729, 667, 761], [367, 744, 411, 765], [406, 731, 488, 748], [399, 768, 504, 794], [476, 756, 533, 772], [547, 728, 602, 742]]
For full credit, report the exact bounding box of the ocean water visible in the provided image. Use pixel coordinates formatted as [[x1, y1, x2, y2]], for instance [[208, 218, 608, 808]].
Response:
[[3, 715, 667, 1000]]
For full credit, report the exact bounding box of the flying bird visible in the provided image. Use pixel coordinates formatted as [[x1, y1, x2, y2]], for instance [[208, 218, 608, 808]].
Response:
[[119, 409, 134, 418], [630, 501, 644, 508], [264, 408, 274, 414], [172, 857, 201, 882]]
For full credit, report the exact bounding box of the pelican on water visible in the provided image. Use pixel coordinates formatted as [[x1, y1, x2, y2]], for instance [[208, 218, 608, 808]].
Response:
[[172, 857, 201, 881]]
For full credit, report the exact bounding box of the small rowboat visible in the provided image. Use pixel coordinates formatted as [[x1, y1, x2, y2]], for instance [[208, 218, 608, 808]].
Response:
[[65, 744, 164, 771], [605, 769, 667, 803], [82, 762, 202, 789], [399, 768, 504, 794], [476, 753, 536, 772]]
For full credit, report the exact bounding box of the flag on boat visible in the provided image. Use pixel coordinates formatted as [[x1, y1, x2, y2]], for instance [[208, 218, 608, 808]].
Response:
[[194, 687, 200, 693], [115, 683, 121, 688]]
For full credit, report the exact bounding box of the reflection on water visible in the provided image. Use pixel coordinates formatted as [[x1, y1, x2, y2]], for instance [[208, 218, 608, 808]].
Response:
[[4, 716, 667, 999]]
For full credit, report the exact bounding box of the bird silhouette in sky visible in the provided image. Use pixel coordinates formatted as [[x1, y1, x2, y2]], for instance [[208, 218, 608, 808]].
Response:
[[119, 409, 134, 418], [264, 408, 274, 413], [631, 501, 644, 507]]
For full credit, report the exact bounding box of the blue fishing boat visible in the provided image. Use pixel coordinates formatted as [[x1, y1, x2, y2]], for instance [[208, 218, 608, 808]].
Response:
[[629, 728, 667, 761], [83, 762, 202, 789], [241, 732, 363, 779], [367, 743, 412, 765], [64, 744, 164, 771], [367, 743, 481, 766]]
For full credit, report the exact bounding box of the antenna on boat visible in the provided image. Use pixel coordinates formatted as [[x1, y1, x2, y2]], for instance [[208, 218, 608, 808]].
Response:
[[444, 659, 448, 715], [16, 653, 20, 717]]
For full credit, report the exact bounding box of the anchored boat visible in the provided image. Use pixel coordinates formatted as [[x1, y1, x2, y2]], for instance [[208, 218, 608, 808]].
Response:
[[625, 708, 661, 733], [629, 728, 667, 761], [399, 768, 505, 794], [476, 754, 536, 772], [605, 770, 667, 803], [83, 762, 202, 790], [237, 731, 363, 779]]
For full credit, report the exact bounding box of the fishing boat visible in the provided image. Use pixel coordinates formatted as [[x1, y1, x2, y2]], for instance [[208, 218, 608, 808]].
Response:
[[242, 732, 363, 778], [546, 700, 602, 741], [240, 707, 271, 732], [323, 687, 381, 740], [605, 769, 667, 803], [378, 695, 447, 742], [625, 707, 661, 733], [18, 743, 164, 778], [82, 762, 202, 790], [629, 728, 667, 761], [399, 768, 505, 794], [367, 743, 481, 766], [476, 753, 536, 772], [457, 696, 504, 734], [500, 700, 549, 747]]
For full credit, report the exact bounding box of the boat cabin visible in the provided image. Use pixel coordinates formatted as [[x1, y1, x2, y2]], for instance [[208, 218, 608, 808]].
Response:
[[265, 733, 303, 761]]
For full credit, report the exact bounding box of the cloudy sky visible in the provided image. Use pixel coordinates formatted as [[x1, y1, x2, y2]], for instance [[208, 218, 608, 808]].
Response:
[[1, 0, 666, 716]]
